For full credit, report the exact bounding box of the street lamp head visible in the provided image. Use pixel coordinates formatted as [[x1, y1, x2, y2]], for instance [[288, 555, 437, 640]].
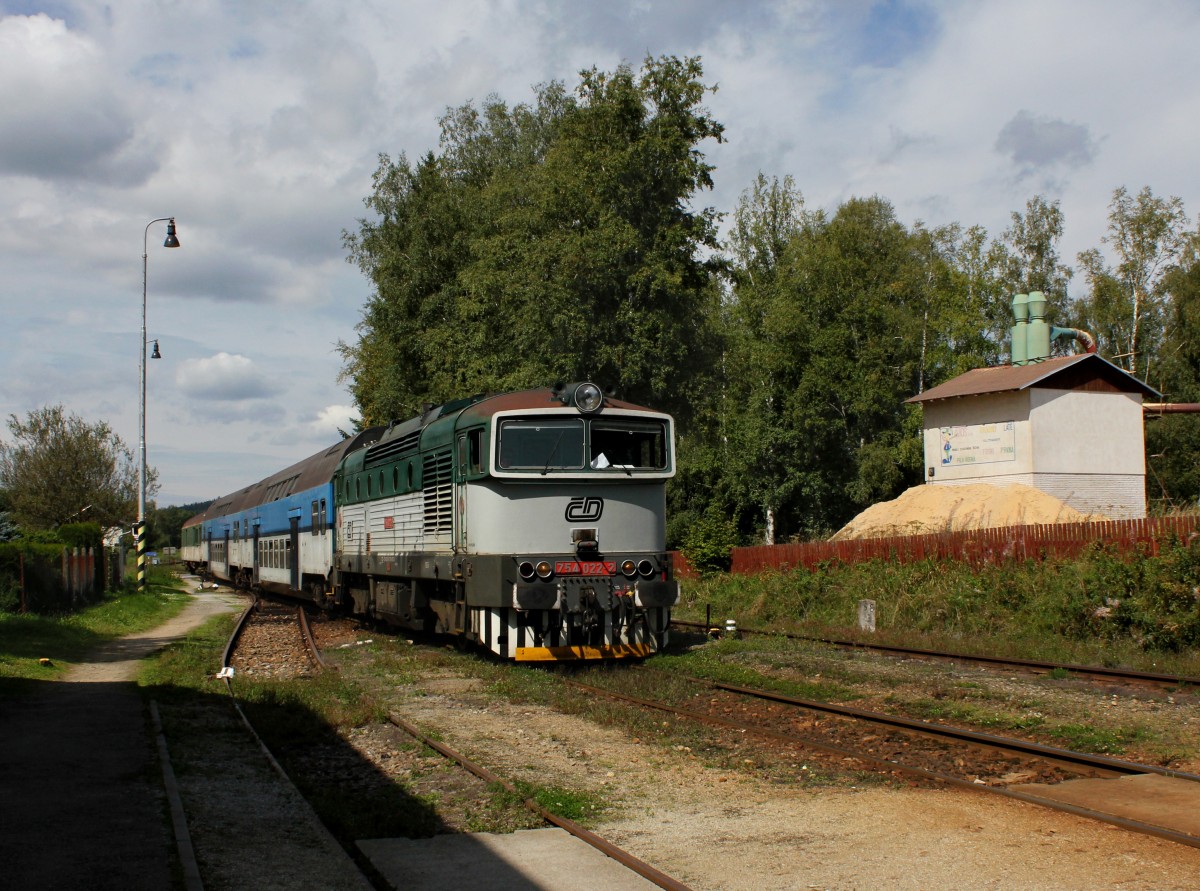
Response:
[[151, 339, 162, 359], [163, 218, 180, 248]]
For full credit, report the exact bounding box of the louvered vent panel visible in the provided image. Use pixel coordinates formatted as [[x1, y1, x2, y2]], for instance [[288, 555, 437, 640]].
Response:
[[365, 430, 421, 467], [422, 451, 453, 533]]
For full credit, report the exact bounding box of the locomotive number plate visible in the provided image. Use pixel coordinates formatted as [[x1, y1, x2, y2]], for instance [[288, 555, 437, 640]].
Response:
[[555, 561, 616, 576]]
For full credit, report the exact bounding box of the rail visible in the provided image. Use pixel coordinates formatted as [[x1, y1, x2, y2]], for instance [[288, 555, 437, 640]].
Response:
[[563, 676, 1200, 850], [670, 618, 1200, 687]]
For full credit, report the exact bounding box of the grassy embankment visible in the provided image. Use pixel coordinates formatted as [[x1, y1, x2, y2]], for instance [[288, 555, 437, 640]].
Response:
[[675, 538, 1200, 675], [0, 563, 188, 683]]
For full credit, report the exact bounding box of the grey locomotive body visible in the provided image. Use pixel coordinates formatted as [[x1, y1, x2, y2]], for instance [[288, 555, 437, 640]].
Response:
[[334, 383, 678, 660]]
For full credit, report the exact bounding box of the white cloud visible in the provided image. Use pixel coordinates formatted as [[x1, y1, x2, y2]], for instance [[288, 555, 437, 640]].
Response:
[[175, 353, 282, 401], [310, 404, 359, 436], [0, 14, 156, 183]]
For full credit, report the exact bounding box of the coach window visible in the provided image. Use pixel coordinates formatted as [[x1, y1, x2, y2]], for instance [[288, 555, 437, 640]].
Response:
[[393, 467, 399, 492], [311, 501, 319, 536], [319, 499, 327, 533], [355, 478, 361, 500]]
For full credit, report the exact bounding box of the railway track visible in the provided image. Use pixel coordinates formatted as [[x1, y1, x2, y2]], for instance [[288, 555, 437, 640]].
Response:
[[563, 668, 1200, 849], [221, 596, 692, 890], [671, 618, 1200, 688]]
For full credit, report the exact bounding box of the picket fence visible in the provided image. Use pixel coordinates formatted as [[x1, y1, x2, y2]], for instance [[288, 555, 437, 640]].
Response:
[[672, 514, 1200, 579]]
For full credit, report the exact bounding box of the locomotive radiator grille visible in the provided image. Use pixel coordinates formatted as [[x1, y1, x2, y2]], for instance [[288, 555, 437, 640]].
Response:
[[422, 451, 453, 533]]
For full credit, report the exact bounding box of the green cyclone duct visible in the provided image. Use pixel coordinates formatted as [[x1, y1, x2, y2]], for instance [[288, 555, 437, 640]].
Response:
[[1026, 291, 1050, 362], [1010, 292, 1029, 365]]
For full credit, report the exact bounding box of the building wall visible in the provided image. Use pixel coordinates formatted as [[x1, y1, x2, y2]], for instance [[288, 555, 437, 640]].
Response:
[[1028, 389, 1145, 474], [920, 387, 1147, 519], [921, 391, 1032, 482]]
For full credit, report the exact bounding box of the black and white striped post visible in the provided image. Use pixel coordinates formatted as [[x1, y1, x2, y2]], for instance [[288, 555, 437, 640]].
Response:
[[138, 217, 180, 593], [134, 520, 148, 593]]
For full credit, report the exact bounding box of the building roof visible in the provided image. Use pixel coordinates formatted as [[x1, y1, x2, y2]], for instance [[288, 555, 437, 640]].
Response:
[[906, 353, 1160, 404]]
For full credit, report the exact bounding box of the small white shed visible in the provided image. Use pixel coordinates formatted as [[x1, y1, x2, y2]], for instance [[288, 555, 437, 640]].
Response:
[[906, 354, 1159, 519]]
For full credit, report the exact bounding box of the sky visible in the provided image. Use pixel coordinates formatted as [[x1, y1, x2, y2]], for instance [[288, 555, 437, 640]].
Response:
[[1, 0, 1198, 508]]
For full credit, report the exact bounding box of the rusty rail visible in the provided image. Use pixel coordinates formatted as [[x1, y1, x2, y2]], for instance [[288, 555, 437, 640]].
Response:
[[387, 712, 694, 891], [671, 618, 1200, 688]]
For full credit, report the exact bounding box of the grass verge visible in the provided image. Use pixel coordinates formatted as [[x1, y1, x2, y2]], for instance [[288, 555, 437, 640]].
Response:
[[0, 565, 189, 683]]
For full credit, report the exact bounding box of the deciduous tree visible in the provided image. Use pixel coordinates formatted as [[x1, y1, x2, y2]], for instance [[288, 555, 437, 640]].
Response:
[[1076, 186, 1188, 374], [0, 406, 153, 531]]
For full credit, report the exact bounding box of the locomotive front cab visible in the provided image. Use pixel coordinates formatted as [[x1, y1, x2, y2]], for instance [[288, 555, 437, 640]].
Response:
[[472, 383, 679, 660]]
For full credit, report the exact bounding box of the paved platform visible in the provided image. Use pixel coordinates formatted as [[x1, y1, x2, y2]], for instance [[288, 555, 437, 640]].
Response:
[[0, 588, 252, 890], [359, 828, 660, 890], [1011, 773, 1200, 837]]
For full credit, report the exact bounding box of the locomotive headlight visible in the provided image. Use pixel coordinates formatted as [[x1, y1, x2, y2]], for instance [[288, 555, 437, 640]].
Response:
[[535, 560, 554, 579], [620, 559, 637, 577], [573, 382, 603, 413], [519, 561, 537, 581], [637, 559, 655, 577]]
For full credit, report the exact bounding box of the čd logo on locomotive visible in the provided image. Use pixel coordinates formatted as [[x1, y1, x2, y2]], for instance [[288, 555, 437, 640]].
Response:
[[565, 496, 604, 522]]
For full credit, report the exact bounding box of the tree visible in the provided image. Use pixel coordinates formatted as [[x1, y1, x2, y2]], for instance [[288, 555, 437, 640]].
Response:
[[719, 193, 937, 541], [1145, 231, 1200, 506], [341, 56, 725, 424], [1076, 186, 1188, 375], [0, 406, 154, 531], [992, 196, 1073, 309]]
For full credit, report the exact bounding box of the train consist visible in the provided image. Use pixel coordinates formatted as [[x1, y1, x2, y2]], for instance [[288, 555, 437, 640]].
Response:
[[181, 383, 679, 661]]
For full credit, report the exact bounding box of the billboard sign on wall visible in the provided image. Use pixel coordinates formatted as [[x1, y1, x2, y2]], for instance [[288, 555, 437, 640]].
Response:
[[939, 421, 1016, 466]]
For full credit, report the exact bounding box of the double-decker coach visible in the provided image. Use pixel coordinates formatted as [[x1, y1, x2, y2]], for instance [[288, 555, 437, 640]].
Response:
[[181, 428, 383, 597]]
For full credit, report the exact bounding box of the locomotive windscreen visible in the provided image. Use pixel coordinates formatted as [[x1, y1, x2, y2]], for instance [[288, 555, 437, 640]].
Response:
[[498, 418, 586, 469], [497, 417, 668, 472], [589, 420, 668, 470]]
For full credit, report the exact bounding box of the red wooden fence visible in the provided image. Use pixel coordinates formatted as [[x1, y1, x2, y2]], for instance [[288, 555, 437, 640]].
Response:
[[672, 514, 1200, 579]]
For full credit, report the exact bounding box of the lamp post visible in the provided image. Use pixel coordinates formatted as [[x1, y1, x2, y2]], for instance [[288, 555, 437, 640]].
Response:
[[138, 217, 180, 592]]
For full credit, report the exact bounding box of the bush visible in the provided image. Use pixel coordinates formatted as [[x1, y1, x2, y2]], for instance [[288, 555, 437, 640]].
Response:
[[679, 538, 1200, 654], [680, 510, 739, 577]]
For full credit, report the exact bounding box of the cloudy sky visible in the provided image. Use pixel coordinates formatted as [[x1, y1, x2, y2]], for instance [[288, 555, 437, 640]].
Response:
[[2, 1, 1197, 507]]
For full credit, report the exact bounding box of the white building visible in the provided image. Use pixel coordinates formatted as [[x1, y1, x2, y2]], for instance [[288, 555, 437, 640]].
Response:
[[906, 354, 1159, 519]]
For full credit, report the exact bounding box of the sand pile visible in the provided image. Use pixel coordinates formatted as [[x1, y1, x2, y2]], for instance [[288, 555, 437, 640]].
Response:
[[831, 482, 1091, 541]]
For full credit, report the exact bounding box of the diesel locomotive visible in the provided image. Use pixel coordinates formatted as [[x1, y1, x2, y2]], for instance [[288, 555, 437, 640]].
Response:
[[181, 383, 679, 661]]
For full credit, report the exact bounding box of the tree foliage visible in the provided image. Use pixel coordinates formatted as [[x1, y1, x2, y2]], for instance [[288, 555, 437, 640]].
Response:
[[0, 406, 154, 532], [339, 51, 1200, 541], [342, 56, 724, 425], [1076, 186, 1189, 374]]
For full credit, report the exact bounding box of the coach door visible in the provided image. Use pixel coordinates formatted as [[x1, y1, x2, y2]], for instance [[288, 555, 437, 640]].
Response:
[[252, 521, 261, 586], [289, 514, 300, 591]]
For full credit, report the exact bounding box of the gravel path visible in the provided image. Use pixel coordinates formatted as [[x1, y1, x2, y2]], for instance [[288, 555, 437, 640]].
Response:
[[344, 646, 1200, 891]]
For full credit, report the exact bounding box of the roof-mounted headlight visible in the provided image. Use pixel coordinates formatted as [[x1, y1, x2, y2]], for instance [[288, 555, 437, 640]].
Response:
[[573, 382, 603, 413]]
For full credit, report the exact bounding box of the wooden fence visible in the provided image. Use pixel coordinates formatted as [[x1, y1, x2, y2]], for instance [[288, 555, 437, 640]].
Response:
[[673, 514, 1200, 579], [1, 547, 104, 613]]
